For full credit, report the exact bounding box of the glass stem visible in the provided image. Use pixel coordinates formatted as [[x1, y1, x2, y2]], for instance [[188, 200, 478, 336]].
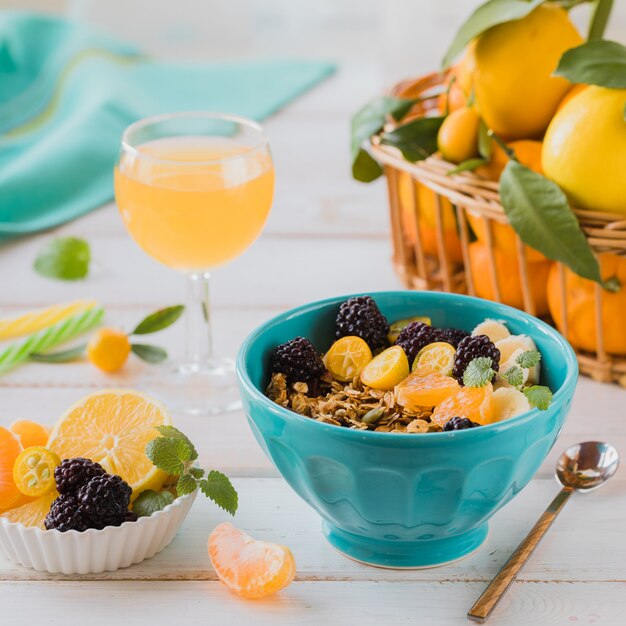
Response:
[[185, 272, 213, 365]]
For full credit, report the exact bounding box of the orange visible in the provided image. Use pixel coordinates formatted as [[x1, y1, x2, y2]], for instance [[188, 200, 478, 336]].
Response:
[[468, 242, 553, 316], [47, 389, 171, 497], [87, 328, 131, 373], [208, 522, 296, 599], [360, 346, 409, 391], [0, 427, 22, 512], [395, 370, 460, 409], [9, 420, 49, 449], [432, 383, 495, 427], [1, 491, 57, 529], [438, 107, 480, 164], [13, 447, 60, 498], [547, 253, 626, 355]]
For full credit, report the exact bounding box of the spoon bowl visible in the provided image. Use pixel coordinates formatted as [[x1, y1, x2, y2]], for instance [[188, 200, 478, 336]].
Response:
[[556, 441, 620, 492]]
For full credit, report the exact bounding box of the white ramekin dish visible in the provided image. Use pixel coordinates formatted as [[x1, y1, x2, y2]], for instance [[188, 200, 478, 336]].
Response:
[[0, 491, 196, 574]]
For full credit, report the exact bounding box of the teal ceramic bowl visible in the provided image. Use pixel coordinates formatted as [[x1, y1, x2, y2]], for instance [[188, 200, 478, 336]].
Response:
[[236, 292, 578, 568]]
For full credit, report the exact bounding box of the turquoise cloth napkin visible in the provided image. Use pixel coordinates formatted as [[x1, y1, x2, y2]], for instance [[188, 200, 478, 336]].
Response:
[[0, 12, 335, 237]]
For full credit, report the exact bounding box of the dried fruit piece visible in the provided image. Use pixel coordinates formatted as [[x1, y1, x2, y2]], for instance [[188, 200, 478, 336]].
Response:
[[324, 336, 372, 382], [432, 383, 495, 427], [395, 370, 460, 409], [413, 342, 456, 376], [13, 447, 60, 498], [360, 346, 409, 391]]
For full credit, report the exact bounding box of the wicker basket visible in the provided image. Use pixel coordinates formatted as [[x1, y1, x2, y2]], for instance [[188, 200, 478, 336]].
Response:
[[369, 72, 626, 386]]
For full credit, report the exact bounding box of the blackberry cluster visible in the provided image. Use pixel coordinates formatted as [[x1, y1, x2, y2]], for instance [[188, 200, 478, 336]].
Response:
[[45, 458, 135, 533], [452, 334, 500, 384], [443, 417, 480, 431], [335, 296, 389, 350], [270, 337, 326, 391], [394, 322, 446, 364]]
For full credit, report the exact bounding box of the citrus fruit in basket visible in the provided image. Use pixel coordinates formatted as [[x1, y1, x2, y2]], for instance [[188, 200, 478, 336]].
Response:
[[472, 4, 582, 139], [547, 253, 626, 355], [0, 427, 22, 511], [47, 390, 171, 497], [1, 491, 57, 529], [13, 447, 60, 498], [395, 370, 460, 409], [437, 106, 480, 163], [469, 242, 553, 316], [9, 419, 49, 449], [324, 336, 372, 382], [208, 522, 296, 599], [361, 346, 409, 391], [432, 383, 495, 427], [542, 86, 626, 215]]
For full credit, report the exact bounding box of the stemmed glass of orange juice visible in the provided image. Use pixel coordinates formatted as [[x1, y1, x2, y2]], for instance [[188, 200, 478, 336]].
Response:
[[115, 112, 274, 414]]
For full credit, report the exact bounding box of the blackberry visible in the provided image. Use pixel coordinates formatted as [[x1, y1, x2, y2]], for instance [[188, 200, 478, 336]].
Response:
[[439, 327, 470, 348], [335, 296, 389, 350], [443, 417, 480, 431], [395, 322, 446, 364], [77, 474, 132, 527], [270, 337, 326, 390], [45, 494, 90, 532], [452, 334, 500, 384], [54, 457, 106, 495]]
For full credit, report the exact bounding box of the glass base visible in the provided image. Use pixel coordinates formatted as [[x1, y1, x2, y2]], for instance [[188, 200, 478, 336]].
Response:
[[140, 357, 242, 416]]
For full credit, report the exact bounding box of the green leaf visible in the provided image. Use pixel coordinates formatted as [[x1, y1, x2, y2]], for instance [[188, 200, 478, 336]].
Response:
[[176, 473, 198, 497], [442, 0, 544, 68], [155, 426, 198, 461], [500, 161, 617, 291], [33, 237, 90, 281], [188, 467, 205, 479], [145, 437, 194, 475], [380, 116, 445, 162], [131, 343, 168, 364], [478, 119, 492, 159], [131, 305, 185, 335], [503, 366, 525, 388], [554, 40, 626, 88], [447, 158, 488, 175], [351, 96, 418, 182], [132, 489, 174, 518], [588, 0, 614, 41], [524, 385, 553, 410], [515, 350, 542, 368], [463, 357, 496, 387], [199, 471, 238, 516], [29, 343, 86, 363]]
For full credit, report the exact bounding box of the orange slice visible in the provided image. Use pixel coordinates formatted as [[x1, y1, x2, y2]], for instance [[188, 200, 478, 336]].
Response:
[[432, 383, 495, 427], [47, 389, 171, 497], [0, 427, 22, 511], [395, 370, 460, 409], [361, 346, 410, 390], [324, 336, 372, 382], [1, 491, 57, 529], [208, 522, 296, 599], [9, 420, 49, 449]]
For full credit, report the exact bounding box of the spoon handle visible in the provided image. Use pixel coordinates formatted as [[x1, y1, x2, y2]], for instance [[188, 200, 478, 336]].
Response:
[[467, 486, 574, 623]]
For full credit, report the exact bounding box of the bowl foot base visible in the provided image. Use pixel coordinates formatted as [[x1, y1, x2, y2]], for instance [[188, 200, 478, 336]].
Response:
[[322, 522, 488, 569]]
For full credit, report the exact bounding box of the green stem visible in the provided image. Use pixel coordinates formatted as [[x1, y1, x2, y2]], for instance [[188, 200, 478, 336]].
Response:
[[588, 0, 614, 40]]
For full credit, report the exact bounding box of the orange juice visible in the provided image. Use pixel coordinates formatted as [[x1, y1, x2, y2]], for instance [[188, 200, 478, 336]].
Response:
[[114, 137, 274, 271]]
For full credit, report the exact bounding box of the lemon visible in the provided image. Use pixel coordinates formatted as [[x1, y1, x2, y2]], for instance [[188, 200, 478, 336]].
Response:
[[542, 86, 626, 215], [388, 316, 432, 344], [413, 341, 456, 376], [47, 389, 171, 498], [360, 346, 409, 391], [472, 5, 582, 139], [13, 447, 60, 498], [324, 336, 372, 382]]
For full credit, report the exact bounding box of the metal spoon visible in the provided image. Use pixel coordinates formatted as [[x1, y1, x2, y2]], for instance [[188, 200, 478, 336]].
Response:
[[468, 441, 620, 623]]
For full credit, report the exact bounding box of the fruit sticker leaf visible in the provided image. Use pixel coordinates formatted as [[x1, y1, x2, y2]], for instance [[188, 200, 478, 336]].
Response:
[[380, 116, 445, 162], [500, 161, 617, 291], [516, 350, 541, 368], [132, 489, 174, 518], [34, 237, 90, 281], [131, 305, 185, 335], [351, 96, 419, 182], [131, 343, 168, 364], [554, 40, 626, 88], [503, 366, 525, 388], [146, 437, 194, 475], [176, 473, 198, 497], [463, 357, 496, 387], [29, 343, 86, 363], [447, 158, 488, 175], [524, 385, 553, 410], [200, 471, 238, 516], [155, 425, 198, 461], [442, 0, 544, 68]]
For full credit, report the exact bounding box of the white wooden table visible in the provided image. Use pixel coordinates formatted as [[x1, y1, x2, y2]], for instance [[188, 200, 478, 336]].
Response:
[[1, 64, 625, 625]]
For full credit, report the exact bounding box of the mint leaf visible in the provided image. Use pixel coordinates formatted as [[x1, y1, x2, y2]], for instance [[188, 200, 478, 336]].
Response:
[[188, 467, 205, 479], [145, 437, 194, 475], [131, 343, 168, 364], [554, 40, 626, 88], [200, 471, 238, 516], [442, 0, 544, 68], [503, 365, 525, 388], [30, 343, 86, 363], [447, 158, 488, 175], [524, 385, 553, 410], [177, 473, 198, 496], [34, 237, 90, 281], [516, 350, 541, 368], [155, 426, 198, 461], [131, 305, 185, 335], [380, 116, 445, 162], [463, 357, 495, 387], [132, 489, 174, 518]]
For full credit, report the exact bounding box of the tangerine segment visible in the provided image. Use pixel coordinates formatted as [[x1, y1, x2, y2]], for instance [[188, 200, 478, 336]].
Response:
[[13, 447, 60, 498], [208, 523, 296, 599], [324, 336, 372, 382], [1, 491, 57, 529], [432, 383, 495, 427], [9, 420, 49, 449], [395, 370, 460, 409], [0, 427, 22, 511], [360, 346, 409, 391], [47, 390, 171, 497]]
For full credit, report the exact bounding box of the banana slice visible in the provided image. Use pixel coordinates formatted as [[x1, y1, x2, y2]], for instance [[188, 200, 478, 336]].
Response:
[[496, 335, 540, 384], [493, 387, 531, 421], [472, 319, 510, 344]]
